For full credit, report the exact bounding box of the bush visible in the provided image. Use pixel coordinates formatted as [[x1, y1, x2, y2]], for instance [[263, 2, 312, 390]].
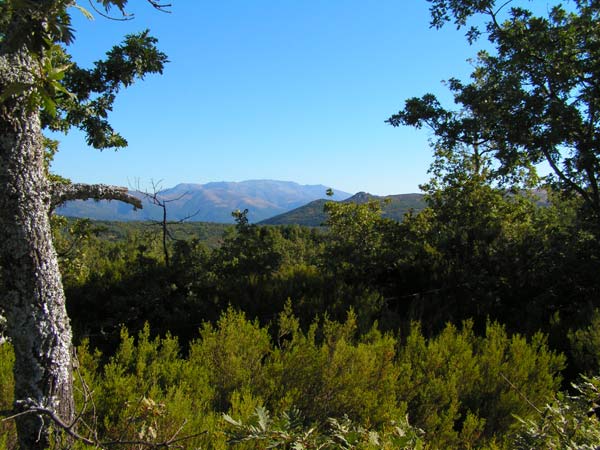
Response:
[[269, 308, 402, 425], [0, 310, 567, 449], [568, 309, 600, 376], [224, 406, 425, 449], [397, 320, 565, 448]]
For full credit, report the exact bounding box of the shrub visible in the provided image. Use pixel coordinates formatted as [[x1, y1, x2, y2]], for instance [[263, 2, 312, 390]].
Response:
[[269, 308, 402, 425], [397, 320, 565, 448]]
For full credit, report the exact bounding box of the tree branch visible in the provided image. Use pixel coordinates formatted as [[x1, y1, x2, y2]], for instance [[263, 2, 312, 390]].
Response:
[[50, 183, 143, 211], [2, 404, 206, 449], [540, 146, 594, 207], [86, 0, 172, 21]]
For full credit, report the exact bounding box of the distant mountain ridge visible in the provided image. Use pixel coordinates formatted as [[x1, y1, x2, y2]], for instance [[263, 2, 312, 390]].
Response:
[[260, 189, 552, 226], [56, 180, 352, 223], [260, 192, 426, 226]]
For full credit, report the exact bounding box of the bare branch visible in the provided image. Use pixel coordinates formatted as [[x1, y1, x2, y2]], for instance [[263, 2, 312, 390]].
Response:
[[50, 182, 143, 211], [147, 0, 172, 12], [136, 179, 201, 267], [172, 208, 202, 224], [487, 0, 514, 31], [2, 403, 206, 448]]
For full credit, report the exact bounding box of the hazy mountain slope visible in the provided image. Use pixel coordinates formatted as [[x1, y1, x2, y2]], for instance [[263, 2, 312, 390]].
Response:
[[260, 192, 426, 226], [56, 180, 352, 223]]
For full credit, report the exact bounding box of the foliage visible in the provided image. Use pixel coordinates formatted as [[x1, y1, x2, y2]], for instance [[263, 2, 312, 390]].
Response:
[[568, 310, 600, 376], [398, 320, 564, 448], [73, 327, 219, 449], [56, 183, 599, 366], [392, 0, 600, 219], [385, 0, 600, 345], [268, 308, 402, 425], [0, 1, 168, 150], [323, 200, 392, 281], [191, 308, 272, 411], [224, 406, 425, 449], [0, 345, 15, 450], [0, 307, 566, 448], [511, 375, 600, 449]]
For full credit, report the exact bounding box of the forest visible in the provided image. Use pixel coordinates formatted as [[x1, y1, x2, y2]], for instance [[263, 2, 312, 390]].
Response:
[[1, 0, 600, 448]]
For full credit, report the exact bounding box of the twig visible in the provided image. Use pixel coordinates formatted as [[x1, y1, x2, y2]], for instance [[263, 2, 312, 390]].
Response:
[[499, 371, 567, 441], [117, 388, 152, 444], [499, 372, 544, 415], [2, 405, 206, 448]]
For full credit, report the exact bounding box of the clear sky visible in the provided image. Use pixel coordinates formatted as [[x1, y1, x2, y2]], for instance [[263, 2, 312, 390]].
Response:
[[51, 1, 482, 196]]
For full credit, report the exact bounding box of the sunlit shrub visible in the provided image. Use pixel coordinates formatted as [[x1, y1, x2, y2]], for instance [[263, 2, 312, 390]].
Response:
[[397, 320, 564, 448], [189, 308, 272, 412]]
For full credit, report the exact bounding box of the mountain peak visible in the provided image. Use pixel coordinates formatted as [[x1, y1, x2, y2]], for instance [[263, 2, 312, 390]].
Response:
[[347, 192, 374, 203]]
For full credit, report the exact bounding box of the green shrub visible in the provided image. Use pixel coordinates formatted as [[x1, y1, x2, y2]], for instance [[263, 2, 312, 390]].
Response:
[[269, 308, 402, 425], [0, 310, 567, 449], [189, 308, 273, 412], [568, 309, 600, 376], [397, 320, 565, 449], [75, 325, 220, 449]]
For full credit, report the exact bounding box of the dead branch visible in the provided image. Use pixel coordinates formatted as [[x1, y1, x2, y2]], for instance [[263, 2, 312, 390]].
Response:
[[136, 180, 201, 267]]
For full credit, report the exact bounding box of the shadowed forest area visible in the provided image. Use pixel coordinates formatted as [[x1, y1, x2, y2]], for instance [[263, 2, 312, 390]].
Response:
[[2, 0, 600, 448]]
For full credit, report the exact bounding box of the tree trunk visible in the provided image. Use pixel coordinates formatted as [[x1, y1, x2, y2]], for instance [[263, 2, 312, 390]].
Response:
[[0, 49, 74, 449]]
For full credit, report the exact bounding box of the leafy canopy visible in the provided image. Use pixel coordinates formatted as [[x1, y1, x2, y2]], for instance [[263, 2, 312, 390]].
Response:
[[0, 0, 169, 150], [389, 0, 600, 218]]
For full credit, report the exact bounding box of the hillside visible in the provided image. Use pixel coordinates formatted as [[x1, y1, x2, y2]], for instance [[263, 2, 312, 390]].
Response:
[[56, 180, 352, 223], [260, 192, 426, 226], [68, 219, 233, 249]]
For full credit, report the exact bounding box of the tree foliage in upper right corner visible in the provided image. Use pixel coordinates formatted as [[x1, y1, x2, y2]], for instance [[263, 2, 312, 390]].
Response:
[[390, 0, 600, 220]]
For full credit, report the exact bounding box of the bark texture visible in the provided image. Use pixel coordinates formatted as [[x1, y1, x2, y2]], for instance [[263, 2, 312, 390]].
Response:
[[0, 49, 75, 449], [50, 182, 143, 211]]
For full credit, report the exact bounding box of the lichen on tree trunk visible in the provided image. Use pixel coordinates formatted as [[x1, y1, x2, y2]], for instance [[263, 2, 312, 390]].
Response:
[[0, 48, 75, 450]]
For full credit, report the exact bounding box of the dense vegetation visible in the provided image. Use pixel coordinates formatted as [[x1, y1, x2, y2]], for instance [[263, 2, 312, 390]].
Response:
[[2, 181, 600, 448]]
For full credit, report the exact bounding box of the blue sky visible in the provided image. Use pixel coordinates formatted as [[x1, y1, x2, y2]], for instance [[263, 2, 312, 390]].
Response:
[[51, 1, 482, 196]]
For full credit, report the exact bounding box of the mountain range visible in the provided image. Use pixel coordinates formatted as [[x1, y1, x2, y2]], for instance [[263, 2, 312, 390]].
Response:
[[56, 180, 353, 223]]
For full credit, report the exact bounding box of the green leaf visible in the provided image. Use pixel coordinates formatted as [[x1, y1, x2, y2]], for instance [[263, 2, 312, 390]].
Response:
[[222, 414, 242, 427], [47, 64, 71, 81], [42, 94, 57, 117], [52, 81, 77, 101], [256, 406, 270, 432]]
